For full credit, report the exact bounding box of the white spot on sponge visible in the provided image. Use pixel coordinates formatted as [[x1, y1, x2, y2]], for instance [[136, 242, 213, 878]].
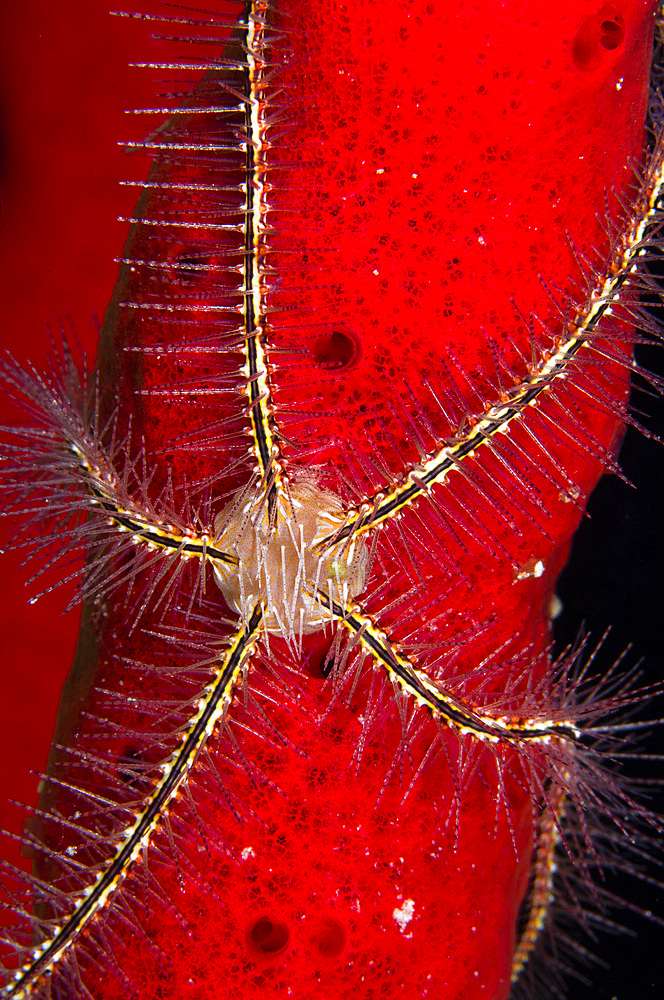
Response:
[[393, 898, 416, 936]]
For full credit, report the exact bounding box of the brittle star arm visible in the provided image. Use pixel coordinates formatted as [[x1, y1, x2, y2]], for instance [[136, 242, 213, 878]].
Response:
[[86, 475, 237, 568], [241, 6, 282, 492], [1, 605, 263, 1000], [315, 138, 664, 550], [123, 7, 287, 498], [314, 589, 579, 746], [64, 438, 238, 572], [510, 783, 566, 983]]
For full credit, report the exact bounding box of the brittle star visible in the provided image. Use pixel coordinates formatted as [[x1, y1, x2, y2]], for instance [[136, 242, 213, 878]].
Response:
[[2, 4, 664, 997]]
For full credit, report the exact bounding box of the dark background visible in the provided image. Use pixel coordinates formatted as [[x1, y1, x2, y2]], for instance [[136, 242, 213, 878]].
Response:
[[553, 335, 664, 1000]]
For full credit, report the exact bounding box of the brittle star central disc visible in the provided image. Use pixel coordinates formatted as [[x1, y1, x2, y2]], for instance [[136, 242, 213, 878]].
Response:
[[213, 477, 368, 636]]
